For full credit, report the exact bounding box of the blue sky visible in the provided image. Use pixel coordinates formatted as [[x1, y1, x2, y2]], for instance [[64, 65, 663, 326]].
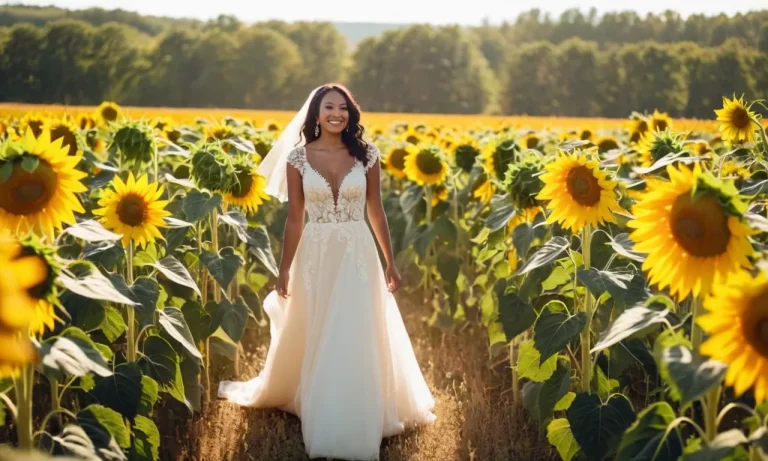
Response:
[[3, 0, 765, 25]]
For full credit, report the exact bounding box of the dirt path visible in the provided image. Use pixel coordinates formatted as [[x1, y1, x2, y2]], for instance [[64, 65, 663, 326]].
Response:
[[159, 295, 557, 461]]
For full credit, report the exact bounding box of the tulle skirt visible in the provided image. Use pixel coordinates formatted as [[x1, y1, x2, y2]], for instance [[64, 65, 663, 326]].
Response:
[[218, 221, 436, 460]]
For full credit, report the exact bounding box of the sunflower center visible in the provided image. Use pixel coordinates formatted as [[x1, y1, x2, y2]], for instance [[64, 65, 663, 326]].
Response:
[[566, 166, 601, 206], [654, 120, 669, 131], [117, 194, 147, 227], [28, 120, 44, 138], [743, 289, 768, 359], [416, 153, 444, 175], [0, 160, 58, 215], [670, 192, 730, 257], [50, 125, 78, 156], [102, 107, 118, 122], [231, 171, 254, 198], [731, 108, 750, 130]]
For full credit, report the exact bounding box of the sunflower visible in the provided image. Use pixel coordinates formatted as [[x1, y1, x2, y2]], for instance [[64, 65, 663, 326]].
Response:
[[520, 134, 541, 150], [596, 136, 620, 154], [49, 118, 82, 157], [0, 129, 87, 240], [16, 235, 62, 337], [0, 234, 47, 377], [481, 136, 518, 180], [19, 113, 47, 138], [628, 163, 754, 301], [77, 113, 96, 130], [398, 127, 423, 146], [224, 167, 270, 214], [721, 160, 751, 180], [688, 140, 712, 157], [698, 270, 768, 403], [384, 144, 416, 179], [628, 117, 650, 144], [650, 110, 672, 132], [635, 129, 687, 167], [404, 144, 449, 186], [430, 184, 449, 206], [536, 149, 626, 233], [453, 136, 481, 173], [715, 95, 758, 144], [579, 129, 593, 141], [93, 172, 171, 249], [97, 101, 122, 125], [472, 174, 494, 203]]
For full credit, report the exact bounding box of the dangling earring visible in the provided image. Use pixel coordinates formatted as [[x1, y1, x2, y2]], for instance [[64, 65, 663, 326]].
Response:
[[314, 122, 320, 137], [345, 124, 350, 132]]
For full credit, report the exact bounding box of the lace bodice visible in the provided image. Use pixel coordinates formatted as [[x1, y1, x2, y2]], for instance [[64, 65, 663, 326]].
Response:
[[287, 143, 380, 224]]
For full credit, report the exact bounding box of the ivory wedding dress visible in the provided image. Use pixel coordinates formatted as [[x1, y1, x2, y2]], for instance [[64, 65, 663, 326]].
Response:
[[218, 143, 437, 460]]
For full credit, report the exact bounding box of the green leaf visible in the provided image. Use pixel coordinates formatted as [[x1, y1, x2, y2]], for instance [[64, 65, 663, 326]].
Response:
[[567, 393, 636, 461], [246, 226, 279, 277], [106, 274, 159, 329], [62, 219, 123, 243], [555, 392, 576, 412], [682, 430, 748, 461], [152, 256, 201, 297], [138, 375, 159, 417], [593, 366, 619, 401], [200, 247, 244, 291], [158, 307, 203, 363], [522, 359, 571, 422], [140, 335, 186, 406], [653, 329, 691, 401], [59, 270, 137, 306], [182, 190, 222, 223], [78, 404, 131, 450], [219, 211, 250, 244], [609, 233, 646, 262], [615, 401, 684, 461], [591, 307, 670, 354], [130, 415, 160, 461], [578, 268, 633, 299], [0, 396, 5, 427], [517, 340, 557, 382], [209, 298, 249, 343], [400, 184, 423, 212], [534, 302, 587, 364], [100, 306, 127, 343], [437, 253, 460, 284], [663, 345, 727, 406], [21, 155, 39, 172], [92, 362, 142, 420], [53, 425, 115, 460], [180, 358, 202, 412], [485, 196, 516, 232], [547, 418, 580, 461], [497, 291, 535, 341], [39, 327, 112, 379], [514, 236, 570, 277]]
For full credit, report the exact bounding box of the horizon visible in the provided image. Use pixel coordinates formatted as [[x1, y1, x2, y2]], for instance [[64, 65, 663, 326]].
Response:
[[2, 0, 766, 26]]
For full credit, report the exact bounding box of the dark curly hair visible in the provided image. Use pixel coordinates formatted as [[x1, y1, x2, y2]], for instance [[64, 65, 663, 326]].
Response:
[[299, 83, 370, 166]]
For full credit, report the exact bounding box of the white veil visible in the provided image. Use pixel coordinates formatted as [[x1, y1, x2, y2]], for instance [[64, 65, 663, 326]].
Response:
[[257, 86, 321, 202]]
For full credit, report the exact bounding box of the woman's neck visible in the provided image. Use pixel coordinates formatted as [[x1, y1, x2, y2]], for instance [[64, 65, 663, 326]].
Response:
[[315, 133, 345, 149]]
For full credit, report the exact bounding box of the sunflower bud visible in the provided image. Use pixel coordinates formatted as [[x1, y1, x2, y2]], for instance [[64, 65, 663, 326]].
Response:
[[109, 121, 156, 164], [252, 131, 274, 158], [503, 156, 545, 210], [190, 143, 236, 192]]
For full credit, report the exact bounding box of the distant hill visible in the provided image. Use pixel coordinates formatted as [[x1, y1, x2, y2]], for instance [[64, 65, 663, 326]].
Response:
[[0, 4, 406, 47]]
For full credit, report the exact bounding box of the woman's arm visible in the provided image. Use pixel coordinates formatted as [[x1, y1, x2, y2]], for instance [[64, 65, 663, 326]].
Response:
[[276, 163, 305, 297], [366, 155, 401, 292]]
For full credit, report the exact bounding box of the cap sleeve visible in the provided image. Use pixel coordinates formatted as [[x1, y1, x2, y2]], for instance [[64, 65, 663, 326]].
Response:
[[365, 143, 380, 171], [287, 146, 306, 176]]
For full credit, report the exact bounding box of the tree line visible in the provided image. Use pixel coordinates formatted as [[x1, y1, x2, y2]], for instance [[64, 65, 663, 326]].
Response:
[[0, 8, 766, 118]]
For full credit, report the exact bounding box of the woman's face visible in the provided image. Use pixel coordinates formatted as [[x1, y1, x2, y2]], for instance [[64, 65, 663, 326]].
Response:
[[317, 90, 349, 135]]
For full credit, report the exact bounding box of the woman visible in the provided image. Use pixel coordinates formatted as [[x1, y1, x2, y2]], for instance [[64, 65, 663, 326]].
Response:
[[218, 84, 437, 460]]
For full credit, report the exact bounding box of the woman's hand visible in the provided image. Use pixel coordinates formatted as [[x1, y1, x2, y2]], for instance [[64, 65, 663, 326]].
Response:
[[277, 269, 290, 298], [385, 264, 402, 293]]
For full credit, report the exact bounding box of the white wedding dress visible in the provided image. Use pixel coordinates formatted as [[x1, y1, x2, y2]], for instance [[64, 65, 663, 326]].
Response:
[[218, 143, 437, 460]]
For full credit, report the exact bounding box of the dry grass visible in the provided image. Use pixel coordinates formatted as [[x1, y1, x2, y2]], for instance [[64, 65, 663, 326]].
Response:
[[157, 293, 557, 461]]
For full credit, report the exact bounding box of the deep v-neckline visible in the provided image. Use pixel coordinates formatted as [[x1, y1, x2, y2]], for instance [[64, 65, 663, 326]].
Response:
[[303, 146, 359, 207]]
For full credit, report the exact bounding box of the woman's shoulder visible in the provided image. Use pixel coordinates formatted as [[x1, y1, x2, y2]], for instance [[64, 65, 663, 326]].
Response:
[[364, 140, 380, 169], [287, 145, 306, 173]]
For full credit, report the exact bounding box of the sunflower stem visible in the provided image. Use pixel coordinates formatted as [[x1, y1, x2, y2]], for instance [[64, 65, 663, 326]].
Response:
[[691, 295, 703, 353], [703, 384, 722, 443], [13, 361, 34, 451], [126, 241, 136, 363], [424, 186, 433, 298], [580, 224, 593, 393]]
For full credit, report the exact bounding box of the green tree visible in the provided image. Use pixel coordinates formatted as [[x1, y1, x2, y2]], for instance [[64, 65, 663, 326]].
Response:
[[555, 38, 601, 116], [235, 27, 303, 109], [0, 23, 43, 102], [502, 41, 560, 115], [37, 19, 93, 104]]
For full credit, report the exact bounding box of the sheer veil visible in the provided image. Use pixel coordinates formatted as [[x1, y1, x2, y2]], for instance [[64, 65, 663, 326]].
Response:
[[256, 86, 320, 202]]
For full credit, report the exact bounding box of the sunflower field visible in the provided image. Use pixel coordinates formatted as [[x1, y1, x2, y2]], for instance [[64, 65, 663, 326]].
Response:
[[0, 95, 767, 461]]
